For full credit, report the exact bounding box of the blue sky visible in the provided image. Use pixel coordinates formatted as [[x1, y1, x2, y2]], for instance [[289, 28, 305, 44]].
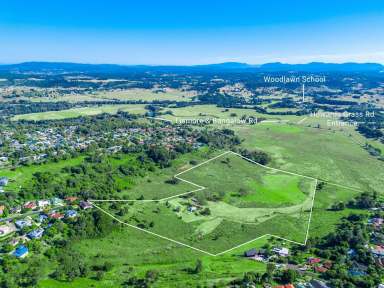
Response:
[[1, 0, 383, 64]]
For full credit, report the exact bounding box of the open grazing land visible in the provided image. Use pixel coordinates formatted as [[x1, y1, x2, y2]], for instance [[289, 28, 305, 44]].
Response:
[[95, 151, 317, 254], [11, 104, 148, 121], [1, 63, 384, 287]]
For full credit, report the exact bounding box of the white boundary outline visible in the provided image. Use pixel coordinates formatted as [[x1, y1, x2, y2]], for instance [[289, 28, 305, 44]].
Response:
[[90, 151, 362, 256]]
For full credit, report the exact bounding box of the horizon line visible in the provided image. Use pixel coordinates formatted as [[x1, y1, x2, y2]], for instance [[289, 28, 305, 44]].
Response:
[[1, 60, 384, 66]]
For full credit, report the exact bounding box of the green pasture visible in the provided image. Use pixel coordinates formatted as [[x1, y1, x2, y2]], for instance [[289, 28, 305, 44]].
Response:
[[179, 151, 312, 208], [234, 122, 384, 193], [11, 104, 147, 121]]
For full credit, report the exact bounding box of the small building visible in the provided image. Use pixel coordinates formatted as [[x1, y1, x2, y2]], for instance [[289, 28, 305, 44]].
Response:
[[0, 205, 5, 216], [187, 206, 197, 212], [65, 196, 78, 203], [371, 245, 384, 256], [80, 201, 92, 210], [0, 224, 15, 236], [272, 247, 289, 257], [308, 257, 321, 265], [37, 200, 50, 208], [15, 219, 32, 229], [23, 201, 37, 210], [49, 212, 64, 220], [10, 206, 21, 214], [27, 228, 44, 239], [244, 248, 257, 257], [0, 177, 8, 186], [309, 279, 330, 288], [12, 245, 29, 258], [369, 217, 384, 229], [65, 210, 77, 218], [50, 198, 64, 206], [314, 266, 328, 273], [37, 214, 48, 223]]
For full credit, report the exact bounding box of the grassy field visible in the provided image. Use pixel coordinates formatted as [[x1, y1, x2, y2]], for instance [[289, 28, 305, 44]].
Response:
[[96, 198, 311, 254], [309, 182, 368, 238], [0, 156, 85, 194], [163, 104, 384, 153], [113, 148, 219, 200], [162, 104, 298, 122], [29, 88, 197, 103], [38, 227, 267, 288], [234, 122, 384, 192], [178, 151, 312, 208], [92, 88, 197, 102], [11, 104, 147, 121], [98, 151, 316, 254], [5, 103, 382, 286]]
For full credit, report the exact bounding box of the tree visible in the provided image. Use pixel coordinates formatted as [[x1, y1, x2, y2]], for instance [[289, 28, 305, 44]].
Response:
[[243, 272, 256, 285], [266, 263, 275, 276], [194, 259, 203, 274], [53, 249, 90, 281], [145, 270, 159, 284], [280, 269, 297, 284]]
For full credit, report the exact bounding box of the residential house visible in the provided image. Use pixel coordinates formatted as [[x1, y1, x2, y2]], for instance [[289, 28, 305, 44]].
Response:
[[0, 177, 8, 186], [65, 196, 78, 203], [314, 266, 328, 273], [272, 247, 289, 257], [244, 249, 257, 257], [65, 210, 77, 218], [50, 198, 64, 206], [369, 217, 384, 229], [23, 201, 37, 210], [15, 219, 32, 229], [49, 212, 64, 220], [27, 228, 44, 239], [309, 279, 330, 288], [80, 201, 92, 210], [10, 206, 21, 214], [12, 245, 29, 258], [371, 245, 384, 257], [37, 200, 50, 209], [37, 214, 48, 223], [0, 223, 15, 236], [308, 257, 321, 265]]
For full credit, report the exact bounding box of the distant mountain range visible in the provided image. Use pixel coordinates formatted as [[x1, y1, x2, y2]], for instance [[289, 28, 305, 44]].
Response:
[[0, 61, 383, 73]]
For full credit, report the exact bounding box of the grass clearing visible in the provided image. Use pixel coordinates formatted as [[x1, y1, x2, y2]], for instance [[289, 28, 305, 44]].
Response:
[[40, 227, 266, 288], [11, 104, 147, 121], [178, 151, 312, 208], [234, 123, 384, 192], [97, 151, 316, 254], [27, 88, 197, 103]]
